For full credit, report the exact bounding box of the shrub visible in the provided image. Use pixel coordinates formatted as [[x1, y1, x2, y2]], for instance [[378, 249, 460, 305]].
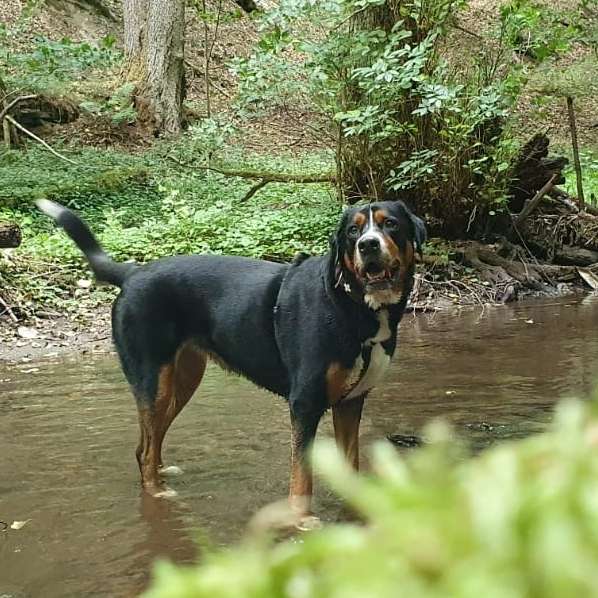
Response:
[[145, 397, 598, 598]]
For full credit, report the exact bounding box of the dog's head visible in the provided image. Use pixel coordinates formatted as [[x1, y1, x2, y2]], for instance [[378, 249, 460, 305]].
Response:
[[329, 201, 426, 310]]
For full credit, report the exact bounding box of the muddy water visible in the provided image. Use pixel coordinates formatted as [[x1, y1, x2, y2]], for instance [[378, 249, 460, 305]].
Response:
[[1, 296, 598, 597]]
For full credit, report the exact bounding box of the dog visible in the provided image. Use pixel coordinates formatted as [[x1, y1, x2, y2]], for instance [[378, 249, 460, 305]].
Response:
[[37, 198, 425, 524]]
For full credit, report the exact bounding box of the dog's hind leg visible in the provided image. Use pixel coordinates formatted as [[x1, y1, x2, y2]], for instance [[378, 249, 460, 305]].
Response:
[[135, 345, 207, 497], [159, 345, 207, 475]]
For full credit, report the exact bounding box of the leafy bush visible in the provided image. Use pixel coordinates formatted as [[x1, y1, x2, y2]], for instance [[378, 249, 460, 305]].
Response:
[[145, 397, 598, 598], [0, 145, 338, 313], [563, 149, 598, 207], [232, 0, 525, 236], [80, 82, 138, 125], [500, 0, 582, 61], [0, 32, 121, 94]]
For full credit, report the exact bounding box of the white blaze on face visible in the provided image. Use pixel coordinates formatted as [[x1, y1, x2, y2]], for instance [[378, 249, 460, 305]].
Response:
[[354, 207, 391, 271]]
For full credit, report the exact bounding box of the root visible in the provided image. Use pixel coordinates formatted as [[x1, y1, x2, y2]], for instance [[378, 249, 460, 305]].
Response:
[[411, 240, 580, 308]]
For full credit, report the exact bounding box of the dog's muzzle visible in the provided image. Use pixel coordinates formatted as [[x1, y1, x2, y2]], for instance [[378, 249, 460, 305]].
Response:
[[355, 234, 398, 291]]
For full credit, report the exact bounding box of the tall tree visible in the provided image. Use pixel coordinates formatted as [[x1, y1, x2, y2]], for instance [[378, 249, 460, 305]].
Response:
[[123, 0, 186, 136]]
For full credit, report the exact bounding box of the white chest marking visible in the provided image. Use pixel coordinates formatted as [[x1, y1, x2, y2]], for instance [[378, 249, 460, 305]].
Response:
[[346, 310, 392, 399]]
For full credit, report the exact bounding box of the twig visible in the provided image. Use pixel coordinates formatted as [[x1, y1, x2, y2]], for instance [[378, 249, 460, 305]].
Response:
[[185, 60, 232, 98], [0, 295, 18, 323], [4, 116, 79, 165], [513, 174, 558, 227], [0, 94, 38, 122], [240, 179, 268, 202], [453, 23, 483, 40], [333, 4, 370, 31], [210, 79, 231, 99]]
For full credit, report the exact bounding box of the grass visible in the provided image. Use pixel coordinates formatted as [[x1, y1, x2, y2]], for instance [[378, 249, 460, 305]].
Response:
[[0, 144, 339, 315]]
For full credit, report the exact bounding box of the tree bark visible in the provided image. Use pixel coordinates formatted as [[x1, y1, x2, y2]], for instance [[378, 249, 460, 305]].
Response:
[[0, 223, 22, 248], [123, 0, 185, 136], [123, 0, 148, 79]]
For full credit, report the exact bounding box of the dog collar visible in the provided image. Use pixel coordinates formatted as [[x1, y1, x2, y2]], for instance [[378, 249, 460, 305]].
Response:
[[335, 269, 366, 306]]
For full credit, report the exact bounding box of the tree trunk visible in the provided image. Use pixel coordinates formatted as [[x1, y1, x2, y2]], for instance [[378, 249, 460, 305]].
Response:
[[123, 0, 185, 136], [123, 0, 148, 80], [0, 223, 22, 248]]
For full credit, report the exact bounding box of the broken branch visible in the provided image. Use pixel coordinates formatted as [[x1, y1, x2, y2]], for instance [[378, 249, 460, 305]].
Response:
[[240, 179, 269, 202], [0, 94, 38, 123], [513, 174, 558, 227], [4, 115, 79, 165]]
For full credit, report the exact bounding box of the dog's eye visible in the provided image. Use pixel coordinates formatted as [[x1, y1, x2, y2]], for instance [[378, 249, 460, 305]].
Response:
[[385, 218, 398, 229], [347, 225, 360, 236]]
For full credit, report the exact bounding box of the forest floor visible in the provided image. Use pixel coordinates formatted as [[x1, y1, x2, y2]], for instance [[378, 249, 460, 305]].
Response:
[[1, 0, 597, 361]]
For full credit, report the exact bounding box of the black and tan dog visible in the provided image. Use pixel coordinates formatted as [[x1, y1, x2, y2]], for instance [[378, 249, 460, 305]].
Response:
[[37, 198, 425, 522]]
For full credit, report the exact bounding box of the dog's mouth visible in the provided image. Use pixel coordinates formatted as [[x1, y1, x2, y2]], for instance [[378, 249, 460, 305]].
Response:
[[360, 262, 398, 290]]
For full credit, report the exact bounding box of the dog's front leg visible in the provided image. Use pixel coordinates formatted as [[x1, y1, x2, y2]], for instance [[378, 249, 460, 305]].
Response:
[[288, 403, 323, 526], [332, 395, 365, 471]]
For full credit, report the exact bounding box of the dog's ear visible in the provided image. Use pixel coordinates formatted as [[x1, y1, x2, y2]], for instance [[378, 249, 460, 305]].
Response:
[[410, 213, 427, 254], [328, 211, 348, 285]]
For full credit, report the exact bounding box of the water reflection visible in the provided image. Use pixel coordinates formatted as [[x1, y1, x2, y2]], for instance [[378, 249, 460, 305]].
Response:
[[0, 295, 597, 596]]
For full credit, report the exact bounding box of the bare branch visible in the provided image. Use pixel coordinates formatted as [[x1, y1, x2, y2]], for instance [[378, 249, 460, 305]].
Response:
[[0, 94, 38, 123], [240, 179, 269, 202], [5, 116, 79, 165], [513, 174, 558, 227]]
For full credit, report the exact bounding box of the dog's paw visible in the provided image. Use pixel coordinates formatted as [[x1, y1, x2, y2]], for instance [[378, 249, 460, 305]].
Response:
[[153, 486, 178, 499], [296, 514, 323, 532], [159, 465, 184, 476]]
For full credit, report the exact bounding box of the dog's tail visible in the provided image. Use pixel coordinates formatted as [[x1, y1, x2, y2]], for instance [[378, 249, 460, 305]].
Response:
[[36, 199, 135, 287]]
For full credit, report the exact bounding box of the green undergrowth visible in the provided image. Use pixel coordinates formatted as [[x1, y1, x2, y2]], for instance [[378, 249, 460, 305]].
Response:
[[145, 396, 598, 598], [561, 149, 598, 206], [0, 145, 339, 315]]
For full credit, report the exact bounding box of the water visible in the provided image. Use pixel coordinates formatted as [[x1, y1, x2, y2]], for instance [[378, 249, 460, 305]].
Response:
[[1, 296, 598, 597]]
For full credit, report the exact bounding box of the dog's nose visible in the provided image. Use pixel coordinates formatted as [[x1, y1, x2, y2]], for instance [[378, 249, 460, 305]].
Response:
[[358, 236, 380, 255]]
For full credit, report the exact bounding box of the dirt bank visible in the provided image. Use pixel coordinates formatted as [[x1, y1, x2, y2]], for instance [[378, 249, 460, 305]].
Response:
[[1, 263, 592, 364], [0, 305, 113, 363]]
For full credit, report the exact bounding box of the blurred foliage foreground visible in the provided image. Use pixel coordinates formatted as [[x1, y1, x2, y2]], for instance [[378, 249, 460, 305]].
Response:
[[146, 396, 598, 598]]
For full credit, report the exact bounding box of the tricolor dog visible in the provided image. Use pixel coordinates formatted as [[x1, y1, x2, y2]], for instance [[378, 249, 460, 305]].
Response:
[[37, 199, 425, 524]]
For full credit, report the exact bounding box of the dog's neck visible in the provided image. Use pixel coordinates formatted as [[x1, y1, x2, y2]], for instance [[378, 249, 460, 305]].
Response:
[[333, 266, 366, 306]]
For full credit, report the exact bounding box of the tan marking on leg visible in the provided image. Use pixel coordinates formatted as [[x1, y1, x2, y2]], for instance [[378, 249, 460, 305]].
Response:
[[289, 413, 314, 517], [139, 363, 175, 495], [174, 345, 207, 413], [137, 345, 207, 496], [326, 361, 350, 405], [158, 346, 207, 471], [332, 396, 364, 471]]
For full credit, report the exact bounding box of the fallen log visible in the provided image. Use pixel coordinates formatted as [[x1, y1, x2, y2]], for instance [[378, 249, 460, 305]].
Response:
[[457, 241, 579, 302], [508, 134, 567, 213], [0, 223, 22, 248], [554, 245, 598, 267], [512, 174, 557, 227], [9, 95, 79, 127]]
